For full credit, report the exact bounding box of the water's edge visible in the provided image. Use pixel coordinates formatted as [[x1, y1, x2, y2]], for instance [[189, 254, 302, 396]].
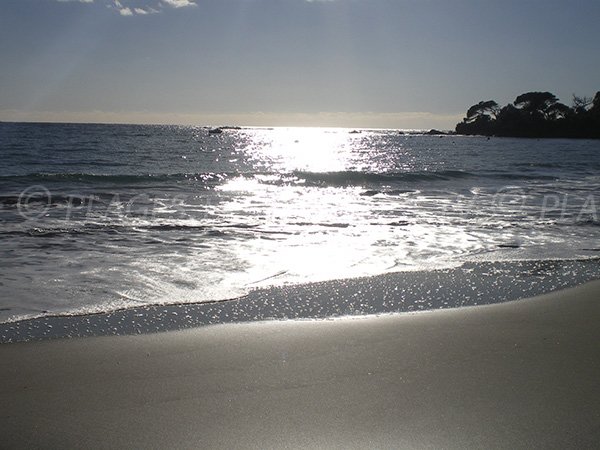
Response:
[[2, 257, 599, 343]]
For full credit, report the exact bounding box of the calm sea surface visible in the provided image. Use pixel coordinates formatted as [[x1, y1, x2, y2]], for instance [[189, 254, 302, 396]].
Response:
[[1, 122, 600, 322]]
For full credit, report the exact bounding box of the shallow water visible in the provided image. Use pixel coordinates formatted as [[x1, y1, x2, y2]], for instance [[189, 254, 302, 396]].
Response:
[[2, 258, 599, 343], [1, 123, 600, 322]]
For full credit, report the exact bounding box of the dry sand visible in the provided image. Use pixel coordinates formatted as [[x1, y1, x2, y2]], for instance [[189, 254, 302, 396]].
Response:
[[2, 281, 600, 449]]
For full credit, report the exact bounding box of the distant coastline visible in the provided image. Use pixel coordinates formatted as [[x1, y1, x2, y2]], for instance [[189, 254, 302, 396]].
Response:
[[455, 91, 600, 139]]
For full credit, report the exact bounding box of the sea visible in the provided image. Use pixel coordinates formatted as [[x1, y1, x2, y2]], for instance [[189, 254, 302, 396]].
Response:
[[1, 122, 600, 336]]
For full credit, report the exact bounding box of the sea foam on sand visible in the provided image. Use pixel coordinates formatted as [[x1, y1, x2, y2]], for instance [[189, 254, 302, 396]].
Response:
[[1, 280, 600, 448], [2, 258, 600, 342]]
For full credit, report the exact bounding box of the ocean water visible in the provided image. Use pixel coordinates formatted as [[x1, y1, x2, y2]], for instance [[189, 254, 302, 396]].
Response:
[[1, 122, 600, 324]]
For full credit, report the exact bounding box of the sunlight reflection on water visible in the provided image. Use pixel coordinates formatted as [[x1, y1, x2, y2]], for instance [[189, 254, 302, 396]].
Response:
[[2, 124, 600, 321]]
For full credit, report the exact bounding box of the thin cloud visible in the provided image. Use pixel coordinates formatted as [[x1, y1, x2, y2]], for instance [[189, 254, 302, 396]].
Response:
[[134, 7, 160, 14], [55, 0, 196, 16], [161, 0, 197, 8]]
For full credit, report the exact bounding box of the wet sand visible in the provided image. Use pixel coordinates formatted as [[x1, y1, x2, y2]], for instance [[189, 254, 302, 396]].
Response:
[[2, 280, 600, 448]]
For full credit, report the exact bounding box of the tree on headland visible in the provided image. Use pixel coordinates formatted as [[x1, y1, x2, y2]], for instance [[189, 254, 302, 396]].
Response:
[[591, 91, 600, 116], [458, 100, 500, 136], [572, 94, 593, 114], [514, 92, 556, 117], [456, 90, 600, 138], [514, 92, 571, 122], [466, 100, 500, 122]]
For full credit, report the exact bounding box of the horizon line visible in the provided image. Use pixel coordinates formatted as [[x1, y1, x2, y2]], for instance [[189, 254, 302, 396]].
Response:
[[0, 110, 463, 130]]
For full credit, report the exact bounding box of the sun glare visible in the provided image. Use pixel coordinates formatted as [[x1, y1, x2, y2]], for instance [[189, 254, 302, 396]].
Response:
[[250, 127, 355, 173]]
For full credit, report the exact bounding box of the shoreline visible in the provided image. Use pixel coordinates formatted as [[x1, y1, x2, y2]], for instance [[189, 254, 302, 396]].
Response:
[[2, 280, 600, 447], [2, 257, 600, 343]]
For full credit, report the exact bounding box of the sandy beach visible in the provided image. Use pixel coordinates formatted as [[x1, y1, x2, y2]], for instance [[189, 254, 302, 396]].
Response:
[[2, 280, 600, 449], [3, 1, 600, 448]]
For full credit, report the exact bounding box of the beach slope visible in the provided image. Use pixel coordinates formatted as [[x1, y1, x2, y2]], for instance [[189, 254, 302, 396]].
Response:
[[2, 281, 600, 448]]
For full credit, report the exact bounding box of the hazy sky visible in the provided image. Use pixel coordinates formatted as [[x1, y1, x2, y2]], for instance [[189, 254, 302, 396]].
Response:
[[1, 0, 599, 128]]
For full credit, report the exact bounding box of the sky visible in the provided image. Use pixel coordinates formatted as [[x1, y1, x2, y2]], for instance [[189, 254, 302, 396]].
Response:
[[1, 0, 599, 129]]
